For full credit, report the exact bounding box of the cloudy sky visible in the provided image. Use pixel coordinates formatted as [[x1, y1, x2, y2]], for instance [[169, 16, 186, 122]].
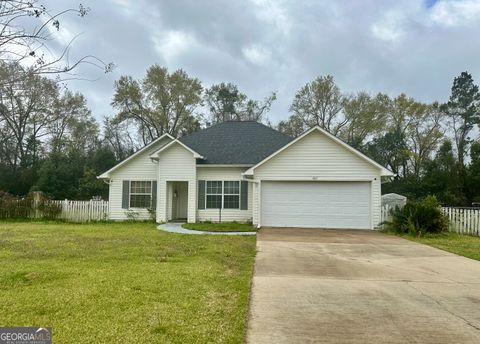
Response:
[[44, 0, 480, 124]]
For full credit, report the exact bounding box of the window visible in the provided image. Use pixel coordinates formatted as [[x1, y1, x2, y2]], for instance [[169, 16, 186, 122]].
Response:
[[205, 180, 240, 209], [206, 181, 222, 209], [130, 181, 152, 208], [223, 181, 240, 209]]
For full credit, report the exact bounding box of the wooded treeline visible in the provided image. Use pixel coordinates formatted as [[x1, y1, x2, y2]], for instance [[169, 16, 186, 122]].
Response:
[[1, 62, 479, 205]]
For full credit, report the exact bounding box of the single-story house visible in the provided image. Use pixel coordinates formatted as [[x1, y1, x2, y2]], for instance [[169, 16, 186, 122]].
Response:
[[98, 121, 393, 229]]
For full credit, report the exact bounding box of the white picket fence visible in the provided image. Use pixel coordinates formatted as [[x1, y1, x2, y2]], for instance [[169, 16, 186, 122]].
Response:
[[380, 205, 480, 236], [442, 207, 480, 236], [51, 200, 109, 222]]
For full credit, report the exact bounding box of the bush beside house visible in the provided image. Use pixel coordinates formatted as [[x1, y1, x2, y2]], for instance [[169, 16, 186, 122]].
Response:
[[384, 195, 449, 236]]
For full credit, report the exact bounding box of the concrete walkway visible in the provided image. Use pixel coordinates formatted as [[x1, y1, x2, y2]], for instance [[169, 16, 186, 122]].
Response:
[[157, 222, 256, 235], [246, 228, 480, 344]]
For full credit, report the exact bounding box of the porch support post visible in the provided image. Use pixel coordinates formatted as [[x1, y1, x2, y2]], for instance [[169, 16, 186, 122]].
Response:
[[187, 180, 196, 223]]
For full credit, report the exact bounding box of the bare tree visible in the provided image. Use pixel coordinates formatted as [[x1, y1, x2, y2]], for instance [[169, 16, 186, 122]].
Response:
[[204, 82, 276, 124], [111, 65, 203, 143], [340, 92, 390, 148], [407, 103, 444, 177], [49, 90, 97, 152], [102, 117, 136, 161], [0, 61, 92, 169], [0, 62, 57, 168], [289, 75, 347, 135], [0, 0, 113, 83]]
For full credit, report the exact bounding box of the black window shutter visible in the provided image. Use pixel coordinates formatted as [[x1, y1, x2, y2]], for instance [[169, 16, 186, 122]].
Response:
[[198, 180, 206, 210], [240, 181, 248, 210], [122, 180, 130, 209], [151, 181, 157, 209]]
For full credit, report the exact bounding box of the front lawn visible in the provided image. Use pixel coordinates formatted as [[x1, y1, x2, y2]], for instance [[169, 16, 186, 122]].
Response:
[[400, 232, 480, 261], [0, 221, 256, 343], [182, 221, 256, 232]]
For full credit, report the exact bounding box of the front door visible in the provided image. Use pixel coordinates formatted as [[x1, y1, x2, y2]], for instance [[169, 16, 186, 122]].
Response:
[[172, 181, 188, 220]]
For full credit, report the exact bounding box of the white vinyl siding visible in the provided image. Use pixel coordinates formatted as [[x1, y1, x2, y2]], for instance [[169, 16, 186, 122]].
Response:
[[157, 142, 197, 223], [252, 130, 383, 228], [261, 181, 371, 229], [108, 137, 170, 220], [197, 167, 252, 223], [254, 130, 380, 179]]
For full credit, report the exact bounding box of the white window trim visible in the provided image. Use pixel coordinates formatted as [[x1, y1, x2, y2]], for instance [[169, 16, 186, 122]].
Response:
[[205, 180, 241, 210], [129, 180, 153, 209]]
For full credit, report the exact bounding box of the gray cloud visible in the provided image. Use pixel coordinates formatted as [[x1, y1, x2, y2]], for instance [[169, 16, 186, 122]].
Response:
[[43, 0, 480, 124]]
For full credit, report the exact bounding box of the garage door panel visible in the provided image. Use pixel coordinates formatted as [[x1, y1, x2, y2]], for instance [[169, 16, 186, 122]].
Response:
[[261, 181, 371, 229]]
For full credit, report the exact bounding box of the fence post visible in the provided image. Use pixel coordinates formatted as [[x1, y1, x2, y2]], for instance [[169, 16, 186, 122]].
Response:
[[463, 209, 470, 234], [89, 199, 92, 222], [454, 208, 457, 233], [456, 208, 459, 234], [32, 191, 44, 219], [448, 208, 452, 230], [476, 210, 479, 236]]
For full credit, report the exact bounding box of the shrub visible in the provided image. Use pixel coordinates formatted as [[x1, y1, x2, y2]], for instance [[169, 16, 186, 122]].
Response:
[[147, 207, 156, 222], [0, 191, 61, 220], [384, 195, 448, 236], [37, 200, 62, 220], [124, 210, 139, 221], [0, 191, 33, 219]]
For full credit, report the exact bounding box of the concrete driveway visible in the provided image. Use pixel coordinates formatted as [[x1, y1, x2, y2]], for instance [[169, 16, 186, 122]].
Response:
[[246, 228, 480, 344]]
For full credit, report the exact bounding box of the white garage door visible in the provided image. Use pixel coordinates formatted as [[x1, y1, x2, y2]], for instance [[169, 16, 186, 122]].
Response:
[[261, 181, 371, 229]]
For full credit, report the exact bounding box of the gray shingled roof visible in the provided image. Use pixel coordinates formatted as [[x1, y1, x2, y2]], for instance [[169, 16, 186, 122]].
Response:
[[179, 121, 293, 165]]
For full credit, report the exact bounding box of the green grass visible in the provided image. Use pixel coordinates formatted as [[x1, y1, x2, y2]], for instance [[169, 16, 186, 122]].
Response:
[[182, 222, 256, 232], [398, 232, 480, 261], [0, 221, 256, 343]]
